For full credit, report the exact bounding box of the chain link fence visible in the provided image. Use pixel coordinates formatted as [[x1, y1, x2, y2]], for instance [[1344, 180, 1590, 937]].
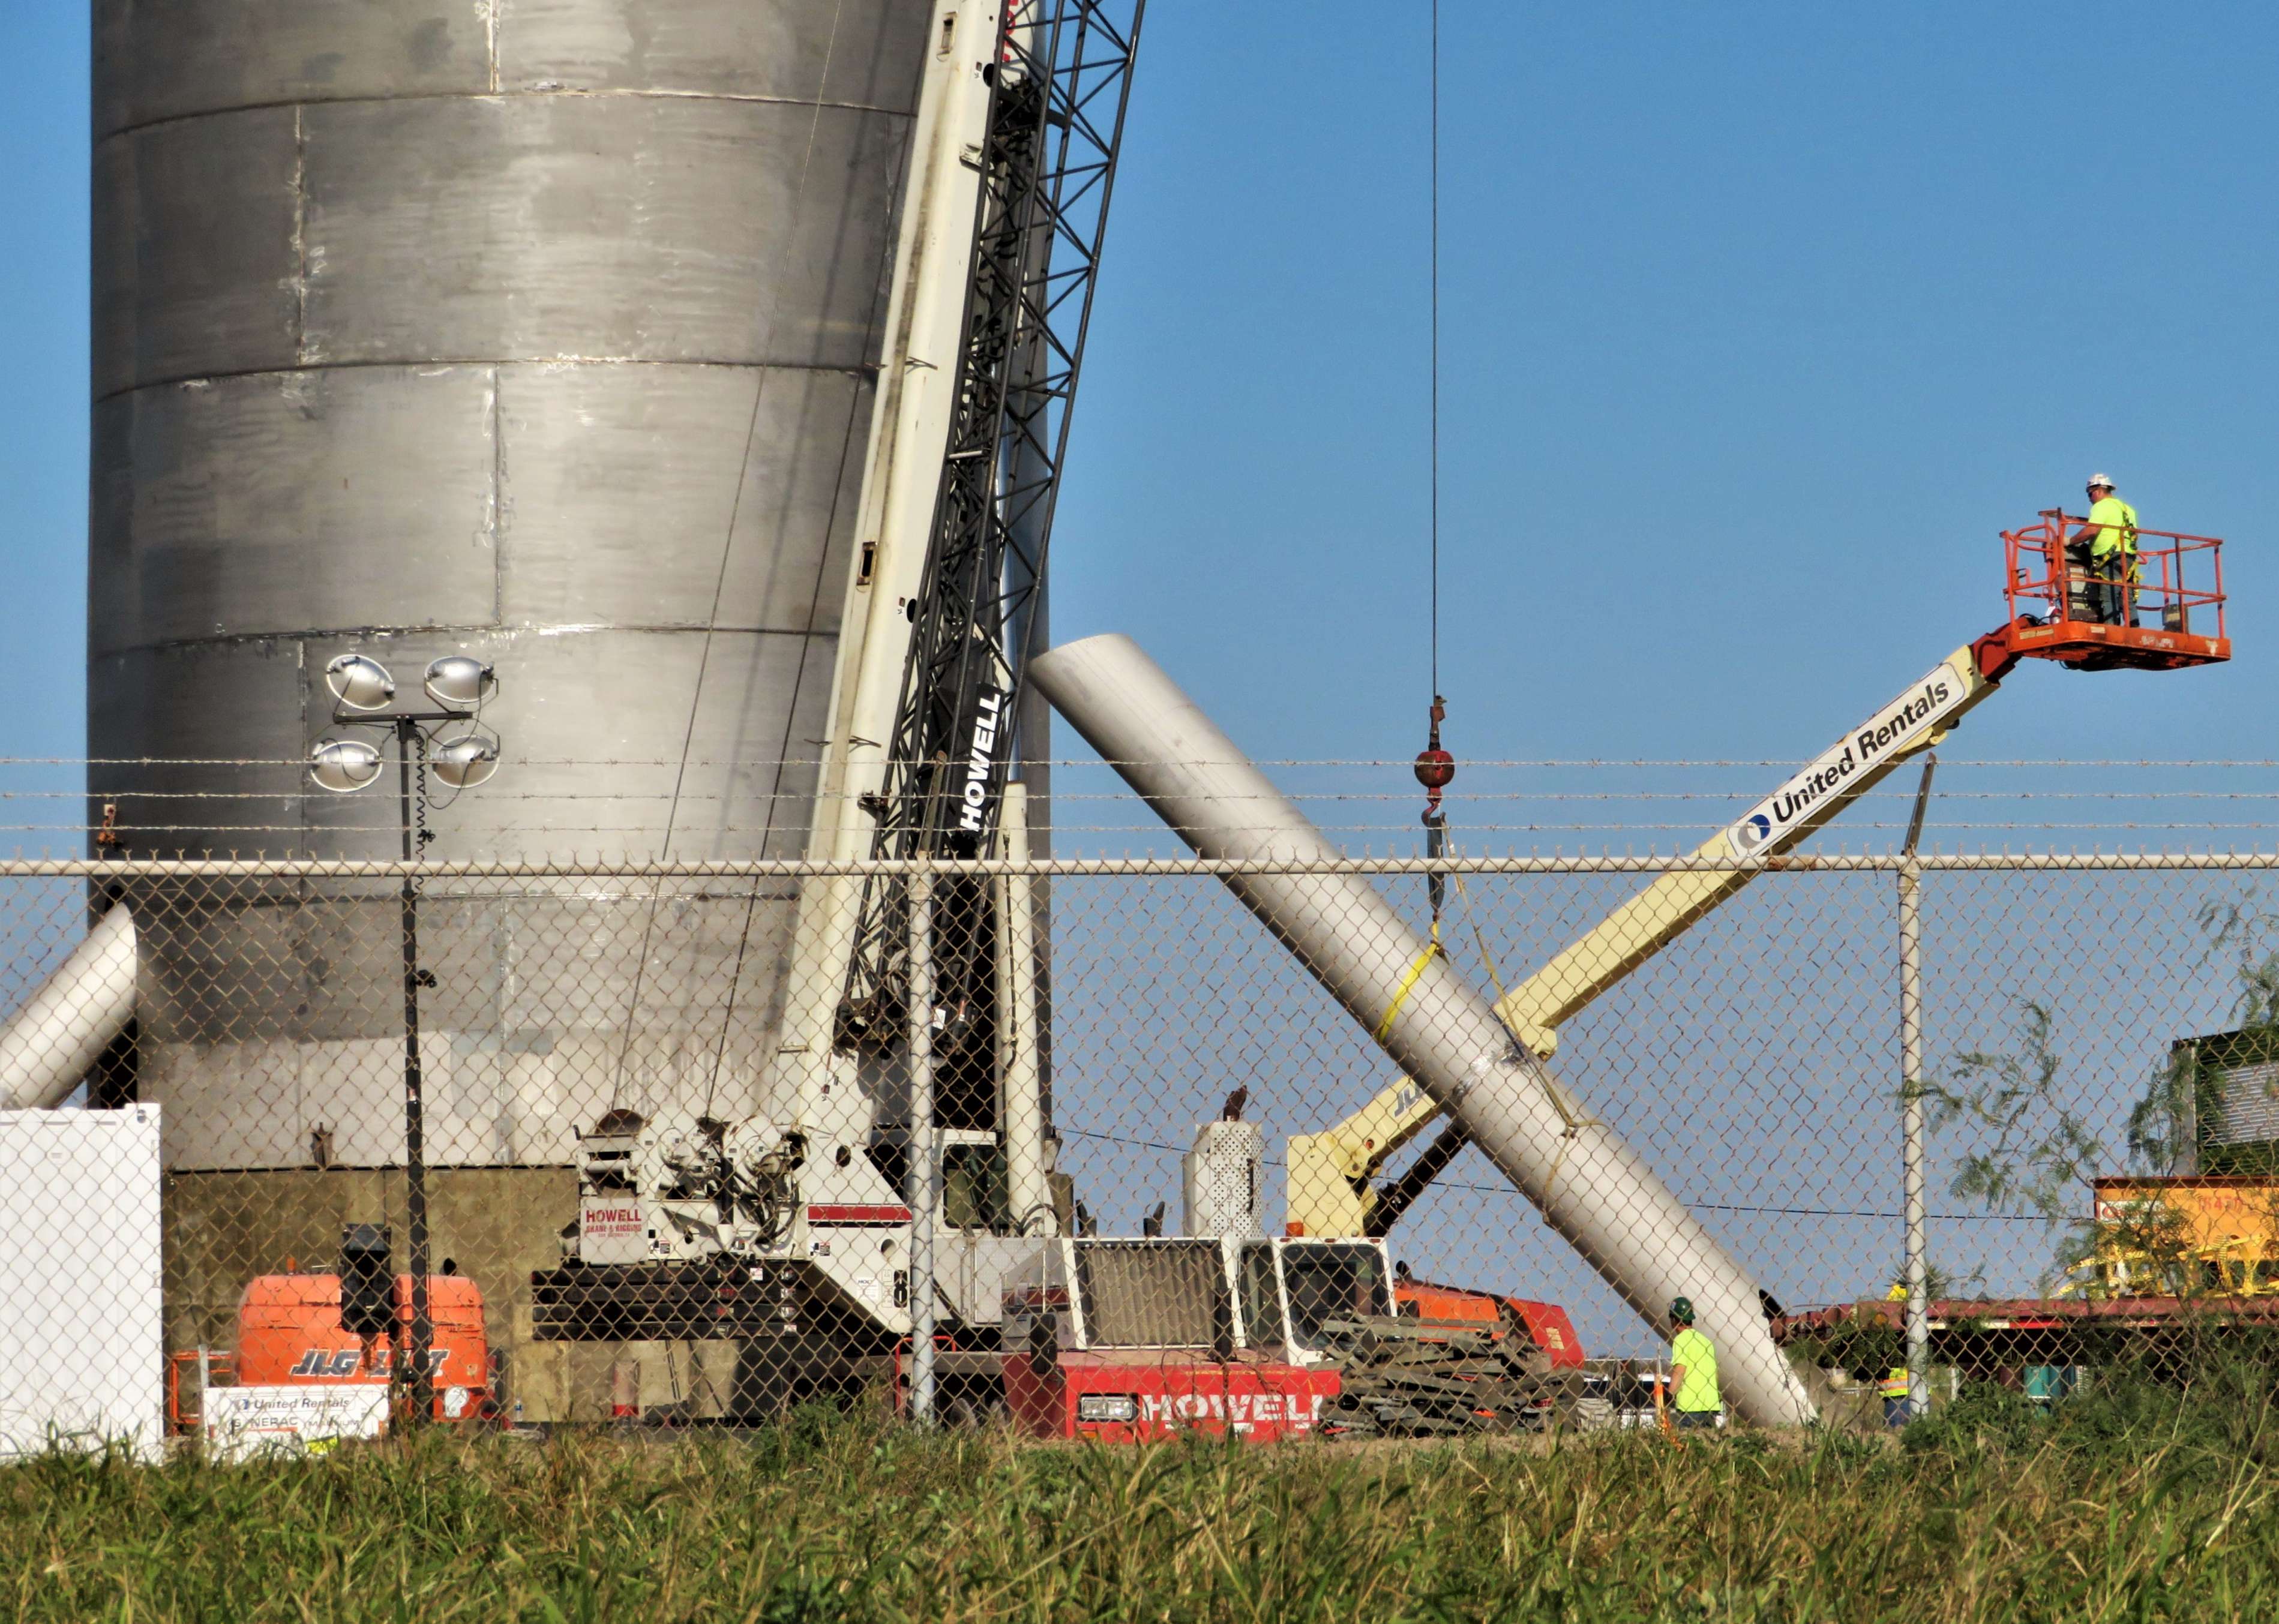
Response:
[[1, 846, 2277, 1449]]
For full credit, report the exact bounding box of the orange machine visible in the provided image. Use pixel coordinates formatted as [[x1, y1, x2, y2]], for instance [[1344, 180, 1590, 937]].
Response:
[[1393, 1274, 1586, 1370], [170, 1271, 491, 1431]]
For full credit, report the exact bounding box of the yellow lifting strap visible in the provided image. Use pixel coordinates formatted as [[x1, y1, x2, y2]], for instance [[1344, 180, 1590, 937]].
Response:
[[1375, 931, 1443, 1043]]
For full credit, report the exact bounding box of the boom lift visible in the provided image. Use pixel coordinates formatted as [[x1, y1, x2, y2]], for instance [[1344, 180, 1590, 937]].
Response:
[[1288, 511, 2230, 1240]]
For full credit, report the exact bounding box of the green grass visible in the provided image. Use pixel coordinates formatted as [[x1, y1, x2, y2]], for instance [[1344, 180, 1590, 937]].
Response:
[[7, 1370, 2279, 1622]]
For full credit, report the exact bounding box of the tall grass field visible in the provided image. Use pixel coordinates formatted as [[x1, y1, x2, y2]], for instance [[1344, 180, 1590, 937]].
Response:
[[5, 1369, 2277, 1622]]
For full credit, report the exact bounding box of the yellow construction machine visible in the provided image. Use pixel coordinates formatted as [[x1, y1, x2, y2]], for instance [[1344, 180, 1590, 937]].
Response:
[[1286, 511, 2230, 1240]]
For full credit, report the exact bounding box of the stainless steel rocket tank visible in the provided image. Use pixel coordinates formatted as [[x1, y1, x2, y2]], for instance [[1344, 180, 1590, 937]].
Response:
[[90, 2, 929, 1181]]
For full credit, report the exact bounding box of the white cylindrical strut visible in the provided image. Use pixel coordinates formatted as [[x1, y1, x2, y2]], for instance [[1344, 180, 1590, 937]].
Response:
[[1030, 634, 1816, 1427], [0, 905, 137, 1110], [1899, 859, 1931, 1418], [997, 784, 1055, 1235], [906, 867, 938, 1428]]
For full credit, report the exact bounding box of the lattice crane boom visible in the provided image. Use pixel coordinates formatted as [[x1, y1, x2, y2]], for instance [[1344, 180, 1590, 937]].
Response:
[[835, 0, 1145, 1053]]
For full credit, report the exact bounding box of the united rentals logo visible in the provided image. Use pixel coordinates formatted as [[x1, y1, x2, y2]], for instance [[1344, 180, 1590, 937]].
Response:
[[1723, 665, 1960, 858], [956, 688, 1006, 834]]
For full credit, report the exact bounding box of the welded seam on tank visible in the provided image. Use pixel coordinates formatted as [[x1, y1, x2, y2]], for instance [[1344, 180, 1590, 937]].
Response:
[[293, 636, 314, 864], [611, 0, 854, 1113], [486, 367, 508, 629], [100, 626, 832, 659], [287, 106, 309, 362], [98, 88, 920, 145], [92, 357, 877, 410]]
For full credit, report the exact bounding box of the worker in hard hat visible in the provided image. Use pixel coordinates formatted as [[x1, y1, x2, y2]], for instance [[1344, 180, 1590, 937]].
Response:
[[1881, 1283, 1913, 1427], [2068, 474, 2139, 626], [1879, 1365, 1911, 1427], [1666, 1296, 1722, 1428]]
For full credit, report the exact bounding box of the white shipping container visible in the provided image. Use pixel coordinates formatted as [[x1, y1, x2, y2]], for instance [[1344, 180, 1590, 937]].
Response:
[[0, 1106, 164, 1462]]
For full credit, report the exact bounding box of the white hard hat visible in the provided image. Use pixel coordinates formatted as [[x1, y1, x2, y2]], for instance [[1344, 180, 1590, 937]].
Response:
[[2086, 472, 2116, 490]]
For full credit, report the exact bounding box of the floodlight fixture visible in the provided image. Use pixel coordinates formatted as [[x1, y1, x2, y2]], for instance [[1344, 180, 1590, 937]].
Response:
[[422, 655, 497, 711], [430, 734, 500, 790], [303, 645, 504, 1430], [308, 737, 384, 793], [325, 653, 397, 712]]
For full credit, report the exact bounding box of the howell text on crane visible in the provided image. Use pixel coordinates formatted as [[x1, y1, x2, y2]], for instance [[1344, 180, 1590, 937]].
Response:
[[958, 688, 1006, 833]]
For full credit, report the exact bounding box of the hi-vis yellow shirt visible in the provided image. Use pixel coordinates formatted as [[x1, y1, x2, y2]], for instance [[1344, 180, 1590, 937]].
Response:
[[2086, 496, 2139, 560], [1671, 1326, 1720, 1413]]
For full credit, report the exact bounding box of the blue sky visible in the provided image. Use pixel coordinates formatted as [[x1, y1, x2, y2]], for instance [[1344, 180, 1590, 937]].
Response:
[[5, 4, 2272, 806], [1052, 2, 2274, 784], [7, 5, 2273, 1350], [4, 5, 92, 761]]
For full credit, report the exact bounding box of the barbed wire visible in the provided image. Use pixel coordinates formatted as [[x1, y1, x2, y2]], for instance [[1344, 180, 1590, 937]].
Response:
[[23, 757, 2279, 769], [21, 759, 2279, 846], [18, 829, 2279, 845], [31, 785, 2279, 802], [0, 850, 2271, 876]]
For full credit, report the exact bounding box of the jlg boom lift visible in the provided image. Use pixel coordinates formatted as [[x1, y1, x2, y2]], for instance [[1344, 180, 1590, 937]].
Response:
[[1287, 509, 2230, 1242]]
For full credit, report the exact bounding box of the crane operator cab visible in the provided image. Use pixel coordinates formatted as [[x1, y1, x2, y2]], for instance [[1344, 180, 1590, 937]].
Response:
[[2004, 508, 2229, 671]]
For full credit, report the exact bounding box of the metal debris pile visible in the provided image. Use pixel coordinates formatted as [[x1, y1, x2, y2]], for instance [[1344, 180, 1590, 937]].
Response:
[[1315, 1313, 1569, 1437]]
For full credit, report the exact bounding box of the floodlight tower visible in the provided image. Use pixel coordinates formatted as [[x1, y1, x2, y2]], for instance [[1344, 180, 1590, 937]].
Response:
[[307, 653, 500, 1421]]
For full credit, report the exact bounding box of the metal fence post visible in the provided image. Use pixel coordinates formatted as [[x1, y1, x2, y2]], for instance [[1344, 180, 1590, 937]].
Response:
[[906, 863, 937, 1428], [396, 719, 434, 1426], [1898, 855, 1930, 1419]]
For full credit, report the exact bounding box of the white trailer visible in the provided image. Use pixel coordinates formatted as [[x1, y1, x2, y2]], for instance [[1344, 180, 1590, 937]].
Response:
[[0, 1106, 165, 1461]]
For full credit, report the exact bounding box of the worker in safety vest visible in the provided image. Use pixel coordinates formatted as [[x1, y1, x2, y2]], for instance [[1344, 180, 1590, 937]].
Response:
[[1880, 1365, 1911, 1427], [1880, 1283, 1914, 1425], [2069, 473, 2139, 626], [1666, 1296, 1721, 1428]]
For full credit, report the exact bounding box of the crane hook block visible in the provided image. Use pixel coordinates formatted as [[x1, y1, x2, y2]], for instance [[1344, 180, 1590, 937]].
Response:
[[1414, 694, 1455, 791], [1414, 749, 1455, 791]]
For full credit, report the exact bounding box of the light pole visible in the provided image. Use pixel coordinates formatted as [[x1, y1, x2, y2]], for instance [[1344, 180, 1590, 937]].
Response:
[[308, 653, 500, 1424]]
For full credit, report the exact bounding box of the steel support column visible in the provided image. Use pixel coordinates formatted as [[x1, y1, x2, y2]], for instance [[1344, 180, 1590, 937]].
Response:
[[1899, 856, 1930, 1420], [906, 865, 938, 1427]]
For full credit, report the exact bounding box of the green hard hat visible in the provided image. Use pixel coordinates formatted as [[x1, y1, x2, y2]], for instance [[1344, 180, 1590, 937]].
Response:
[[1669, 1296, 1696, 1325]]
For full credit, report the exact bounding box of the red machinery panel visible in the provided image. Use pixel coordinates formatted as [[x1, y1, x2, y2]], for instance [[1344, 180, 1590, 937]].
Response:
[[1006, 1350, 1342, 1443], [1393, 1277, 1587, 1370]]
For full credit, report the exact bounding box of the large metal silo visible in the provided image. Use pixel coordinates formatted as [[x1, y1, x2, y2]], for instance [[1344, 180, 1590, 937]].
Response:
[[90, 1, 935, 1415]]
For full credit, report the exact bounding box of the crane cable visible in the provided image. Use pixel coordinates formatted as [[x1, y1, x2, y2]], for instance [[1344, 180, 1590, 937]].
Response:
[[1404, 7, 1541, 1116], [1414, 0, 1453, 944], [1429, 0, 1440, 707]]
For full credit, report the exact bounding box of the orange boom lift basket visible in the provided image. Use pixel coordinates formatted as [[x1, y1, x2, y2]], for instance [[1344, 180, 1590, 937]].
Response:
[[2002, 509, 2229, 671]]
